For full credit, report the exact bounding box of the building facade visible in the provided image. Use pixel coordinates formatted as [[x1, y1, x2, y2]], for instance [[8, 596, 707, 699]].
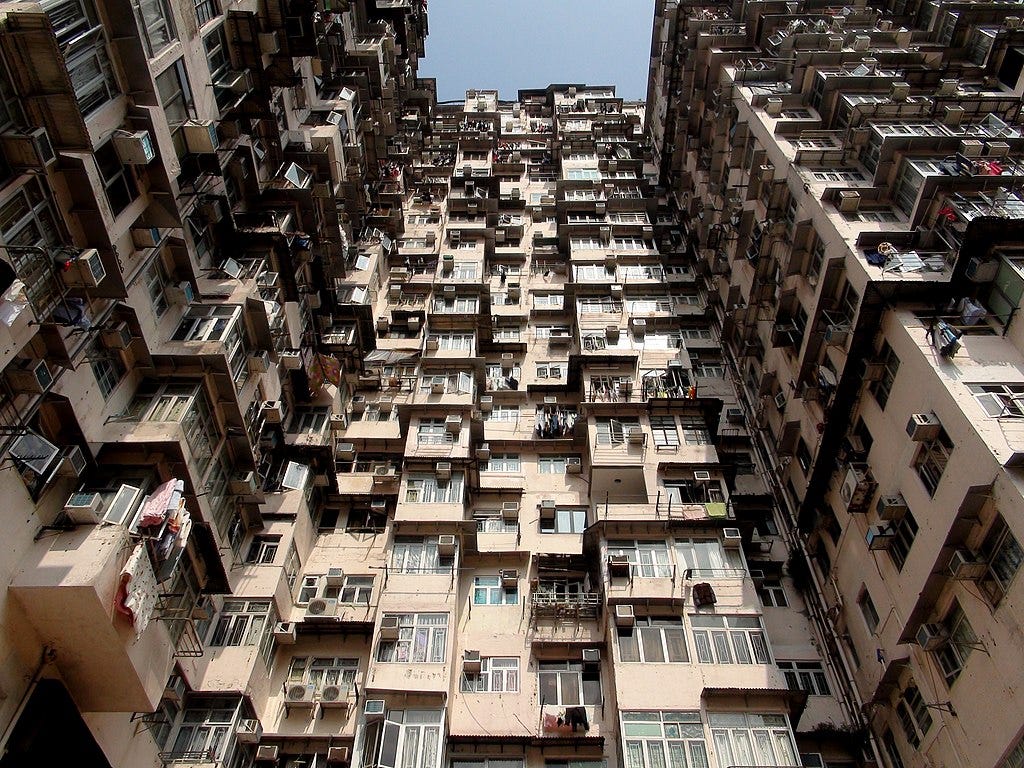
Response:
[[0, 0, 1022, 767], [648, 0, 1024, 766]]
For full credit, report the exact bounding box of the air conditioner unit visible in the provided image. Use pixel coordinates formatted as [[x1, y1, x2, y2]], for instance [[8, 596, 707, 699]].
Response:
[[165, 279, 194, 307], [246, 349, 270, 374], [916, 623, 949, 651], [131, 226, 161, 249], [566, 457, 582, 474], [0, 127, 55, 168], [320, 683, 351, 708], [480, 396, 493, 411], [726, 407, 744, 424], [614, 604, 635, 626], [838, 190, 861, 213], [59, 445, 88, 478], [723, 528, 742, 547], [62, 248, 106, 287], [235, 718, 262, 744], [774, 391, 787, 410], [436, 461, 452, 480], [610, 282, 623, 297], [306, 597, 338, 619], [475, 444, 491, 461], [501, 569, 519, 588], [608, 554, 631, 578], [824, 323, 849, 345], [463, 649, 482, 674], [258, 30, 281, 54], [631, 318, 646, 337], [626, 427, 644, 445], [866, 525, 895, 550], [765, 97, 783, 117], [334, 442, 355, 461], [274, 621, 297, 644], [906, 413, 941, 441], [63, 492, 103, 524], [539, 499, 557, 520], [960, 139, 984, 158], [582, 648, 601, 667], [327, 746, 351, 765], [285, 683, 316, 705], [840, 464, 876, 511], [437, 534, 457, 555], [946, 549, 988, 580], [364, 699, 387, 720], [183, 119, 220, 154], [112, 129, 156, 164], [7, 358, 52, 394], [876, 494, 908, 521], [98, 320, 133, 350], [378, 615, 401, 640], [325, 567, 346, 586], [693, 470, 712, 482], [445, 415, 463, 432], [262, 400, 283, 423], [229, 471, 259, 496], [280, 351, 301, 369], [256, 745, 280, 763]]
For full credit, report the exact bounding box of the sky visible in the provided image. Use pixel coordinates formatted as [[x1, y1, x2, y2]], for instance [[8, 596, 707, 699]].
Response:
[[417, 0, 657, 103]]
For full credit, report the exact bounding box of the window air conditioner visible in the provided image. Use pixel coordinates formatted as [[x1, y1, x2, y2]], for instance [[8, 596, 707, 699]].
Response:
[[693, 470, 712, 482], [614, 604, 635, 627], [500, 569, 519, 588], [431, 380, 446, 394], [305, 597, 338, 619], [480, 396, 493, 411], [258, 30, 280, 54], [876, 494, 908, 521], [325, 567, 345, 586], [539, 499, 556, 520], [626, 427, 644, 445], [229, 471, 259, 496], [247, 349, 270, 374], [946, 549, 988, 580], [437, 534, 457, 555], [273, 621, 297, 644], [379, 615, 401, 639], [0, 127, 55, 169], [445, 415, 463, 433], [6, 358, 52, 394], [916, 623, 950, 651], [582, 648, 601, 666], [112, 129, 156, 164], [906, 413, 941, 441], [131, 226, 161, 249], [326, 746, 351, 765], [63, 492, 103, 524], [463, 649, 482, 674], [285, 683, 316, 705], [426, 336, 440, 351], [566, 457, 582, 474], [336, 442, 355, 460], [436, 461, 452, 480], [183, 119, 220, 154], [866, 525, 895, 550], [364, 699, 387, 720], [256, 745, 280, 763], [280, 351, 301, 369], [235, 719, 262, 743], [62, 248, 106, 287], [501, 501, 520, 520], [262, 400, 283, 423], [722, 528, 742, 548], [59, 445, 88, 478], [608, 554, 631, 578], [475, 444, 491, 460], [98, 321, 133, 350]]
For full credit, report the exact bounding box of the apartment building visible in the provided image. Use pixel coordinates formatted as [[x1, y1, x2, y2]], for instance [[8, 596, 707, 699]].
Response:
[[647, 0, 1024, 766]]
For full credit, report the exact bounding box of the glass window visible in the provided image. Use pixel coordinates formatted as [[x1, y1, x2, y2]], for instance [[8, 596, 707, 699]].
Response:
[[156, 60, 194, 159], [980, 514, 1023, 604], [968, 383, 1024, 418], [95, 141, 138, 217], [460, 657, 520, 692], [391, 537, 455, 575], [194, 0, 220, 26], [361, 709, 444, 768], [858, 587, 879, 632], [757, 579, 789, 607], [607, 540, 672, 578], [675, 538, 743, 577], [691, 615, 771, 665], [621, 711, 709, 768], [404, 473, 465, 504], [473, 575, 518, 605], [538, 661, 600, 706], [540, 506, 587, 534], [209, 599, 273, 647], [204, 26, 236, 112], [481, 453, 520, 472], [778, 661, 831, 695], [133, 0, 175, 56], [245, 535, 279, 564], [617, 617, 688, 663], [889, 510, 919, 571], [934, 601, 977, 686], [913, 430, 953, 496], [168, 700, 239, 762], [376, 613, 449, 663], [596, 417, 641, 446], [869, 342, 900, 408], [896, 684, 933, 748], [287, 656, 357, 689], [708, 712, 798, 767], [90, 341, 126, 398]]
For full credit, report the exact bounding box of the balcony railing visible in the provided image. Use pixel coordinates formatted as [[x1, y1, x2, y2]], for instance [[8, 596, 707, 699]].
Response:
[[530, 591, 601, 619]]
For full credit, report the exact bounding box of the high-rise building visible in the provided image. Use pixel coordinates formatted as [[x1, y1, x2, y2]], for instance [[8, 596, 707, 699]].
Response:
[[0, 1, 1022, 768], [648, 1, 1024, 766]]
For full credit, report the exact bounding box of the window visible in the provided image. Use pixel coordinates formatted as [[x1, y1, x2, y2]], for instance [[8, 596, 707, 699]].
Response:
[[287, 656, 357, 689], [209, 600, 272, 647], [420, 372, 474, 395], [868, 342, 901, 409], [757, 579, 788, 607], [858, 587, 879, 633], [675, 538, 742, 577], [896, 684, 933, 748], [968, 383, 1024, 418], [621, 711, 709, 768], [540, 506, 587, 534], [416, 419, 455, 446], [649, 416, 679, 448], [90, 342, 126, 398], [882, 729, 906, 768], [167, 701, 240, 763], [485, 405, 520, 422], [607, 540, 672, 578], [596, 417, 641, 446], [49, 0, 119, 116], [679, 417, 709, 445], [144, 256, 170, 317], [473, 575, 518, 605], [980, 514, 1023, 604], [538, 661, 600, 705], [536, 362, 565, 379], [889, 510, 918, 570], [156, 60, 194, 159], [125, 382, 220, 476], [475, 512, 517, 534], [481, 453, 520, 473], [934, 601, 977, 686], [533, 293, 564, 310], [913, 430, 952, 496], [361, 709, 444, 768], [404, 473, 465, 504], [691, 615, 771, 664], [133, 0, 175, 55], [664, 481, 724, 506], [709, 713, 798, 767], [95, 141, 138, 217], [391, 537, 455, 574], [194, 0, 219, 26], [778, 661, 831, 695], [245, 535, 280, 564], [538, 456, 572, 474], [205, 26, 236, 112], [376, 613, 449, 663], [1001, 731, 1024, 768], [461, 657, 520, 692], [617, 617, 688, 662]]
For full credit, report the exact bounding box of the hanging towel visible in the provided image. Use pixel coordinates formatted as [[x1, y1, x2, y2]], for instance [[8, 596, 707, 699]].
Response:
[[705, 502, 728, 518], [116, 544, 159, 637]]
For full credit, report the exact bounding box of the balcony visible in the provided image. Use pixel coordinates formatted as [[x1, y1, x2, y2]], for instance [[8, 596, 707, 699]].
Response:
[[530, 590, 601, 620]]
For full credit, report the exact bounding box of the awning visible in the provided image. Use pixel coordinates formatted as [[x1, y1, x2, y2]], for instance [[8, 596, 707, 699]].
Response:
[[364, 349, 418, 365]]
